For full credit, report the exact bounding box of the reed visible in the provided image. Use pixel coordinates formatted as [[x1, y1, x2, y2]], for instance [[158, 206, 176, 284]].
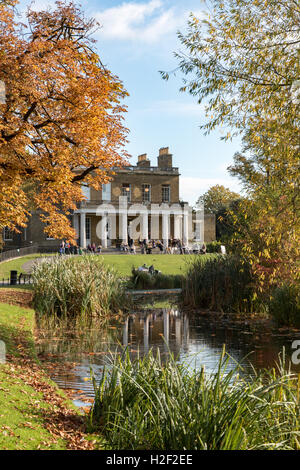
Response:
[[32, 255, 128, 318], [88, 348, 300, 450], [269, 284, 300, 327], [182, 255, 262, 313]]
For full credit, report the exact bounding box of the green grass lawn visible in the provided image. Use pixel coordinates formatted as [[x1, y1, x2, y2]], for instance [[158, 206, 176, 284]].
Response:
[[0, 254, 52, 280], [99, 254, 204, 276], [0, 303, 68, 449], [0, 253, 213, 279]]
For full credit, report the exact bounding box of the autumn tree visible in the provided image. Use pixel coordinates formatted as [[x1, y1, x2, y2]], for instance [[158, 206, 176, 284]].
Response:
[[196, 185, 240, 214], [163, 0, 300, 289], [0, 1, 129, 241], [196, 184, 241, 241]]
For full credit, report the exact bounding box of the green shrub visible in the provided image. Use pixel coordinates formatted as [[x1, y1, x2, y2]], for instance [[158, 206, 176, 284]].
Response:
[[206, 240, 222, 253], [131, 268, 183, 290], [269, 284, 300, 327], [88, 349, 300, 450], [32, 255, 127, 318], [182, 255, 261, 313]]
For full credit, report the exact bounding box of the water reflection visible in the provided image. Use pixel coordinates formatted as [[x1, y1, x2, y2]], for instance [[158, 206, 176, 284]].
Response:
[[36, 306, 300, 407]]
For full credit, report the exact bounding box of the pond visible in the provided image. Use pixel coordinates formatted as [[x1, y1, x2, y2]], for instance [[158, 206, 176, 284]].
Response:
[[36, 302, 300, 409]]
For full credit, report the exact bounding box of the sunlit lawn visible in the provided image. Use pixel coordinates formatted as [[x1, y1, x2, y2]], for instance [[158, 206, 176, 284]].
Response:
[[0, 303, 67, 450], [99, 254, 200, 276], [0, 253, 215, 280], [0, 254, 53, 280]]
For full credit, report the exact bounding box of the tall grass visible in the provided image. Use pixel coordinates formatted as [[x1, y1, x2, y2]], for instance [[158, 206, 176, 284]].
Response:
[[32, 255, 128, 318], [269, 284, 300, 327], [88, 349, 300, 450], [182, 255, 261, 313]]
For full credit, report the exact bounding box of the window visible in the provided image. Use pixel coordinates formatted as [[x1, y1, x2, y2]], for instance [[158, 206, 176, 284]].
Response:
[[3, 227, 12, 241], [122, 183, 131, 202], [102, 183, 111, 201], [81, 184, 90, 201], [162, 185, 170, 203], [85, 217, 91, 242], [142, 184, 151, 202]]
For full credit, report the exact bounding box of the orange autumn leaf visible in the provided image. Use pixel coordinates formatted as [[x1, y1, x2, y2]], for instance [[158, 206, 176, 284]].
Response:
[[0, 1, 129, 242]]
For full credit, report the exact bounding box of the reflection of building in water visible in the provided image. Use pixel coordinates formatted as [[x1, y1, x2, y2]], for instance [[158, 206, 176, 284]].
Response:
[[122, 309, 190, 359]]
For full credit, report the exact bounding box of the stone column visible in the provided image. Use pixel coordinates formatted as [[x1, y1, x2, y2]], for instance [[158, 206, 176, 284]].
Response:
[[101, 214, 108, 249], [80, 212, 86, 248], [162, 212, 169, 251], [73, 214, 79, 241], [183, 207, 189, 246], [119, 196, 128, 243], [142, 211, 148, 241], [174, 214, 182, 240]]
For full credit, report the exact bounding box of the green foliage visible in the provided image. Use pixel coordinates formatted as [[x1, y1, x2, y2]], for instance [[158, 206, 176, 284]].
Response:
[[88, 349, 300, 450], [166, 0, 299, 141], [164, 0, 300, 291], [131, 268, 183, 290], [182, 255, 261, 313], [196, 185, 241, 214], [32, 255, 127, 318], [269, 284, 300, 327], [206, 241, 222, 253]]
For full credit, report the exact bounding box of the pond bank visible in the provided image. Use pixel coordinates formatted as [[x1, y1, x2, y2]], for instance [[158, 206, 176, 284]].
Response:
[[0, 302, 97, 450]]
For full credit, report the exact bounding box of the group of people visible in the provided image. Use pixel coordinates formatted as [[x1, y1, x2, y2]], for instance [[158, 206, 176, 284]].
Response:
[[59, 240, 102, 255], [59, 240, 81, 255], [59, 238, 207, 256], [120, 237, 207, 255], [86, 243, 102, 253]]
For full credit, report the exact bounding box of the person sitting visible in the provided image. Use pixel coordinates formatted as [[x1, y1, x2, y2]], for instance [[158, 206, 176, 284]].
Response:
[[200, 243, 206, 255], [129, 239, 136, 254], [149, 265, 155, 275], [97, 244, 102, 253], [177, 239, 183, 254], [138, 263, 149, 272], [157, 240, 164, 253]]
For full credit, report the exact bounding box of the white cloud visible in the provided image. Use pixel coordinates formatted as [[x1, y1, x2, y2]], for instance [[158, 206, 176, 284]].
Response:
[[180, 177, 242, 205], [94, 0, 180, 43]]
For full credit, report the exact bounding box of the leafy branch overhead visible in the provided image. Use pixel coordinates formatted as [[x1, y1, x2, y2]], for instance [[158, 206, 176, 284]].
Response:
[[0, 1, 129, 240], [164, 0, 299, 289]]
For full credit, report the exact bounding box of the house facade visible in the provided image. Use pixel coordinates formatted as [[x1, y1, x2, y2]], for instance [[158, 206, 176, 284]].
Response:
[[2, 147, 216, 251]]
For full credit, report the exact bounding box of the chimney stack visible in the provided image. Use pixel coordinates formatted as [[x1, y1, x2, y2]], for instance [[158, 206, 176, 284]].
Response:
[[137, 153, 150, 167], [157, 147, 172, 169]]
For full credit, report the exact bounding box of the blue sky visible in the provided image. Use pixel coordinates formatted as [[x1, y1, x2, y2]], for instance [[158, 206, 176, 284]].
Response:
[[18, 0, 243, 204]]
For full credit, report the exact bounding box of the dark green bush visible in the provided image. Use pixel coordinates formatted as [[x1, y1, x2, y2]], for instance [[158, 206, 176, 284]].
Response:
[[206, 241, 222, 253], [182, 255, 261, 313], [269, 284, 300, 327]]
